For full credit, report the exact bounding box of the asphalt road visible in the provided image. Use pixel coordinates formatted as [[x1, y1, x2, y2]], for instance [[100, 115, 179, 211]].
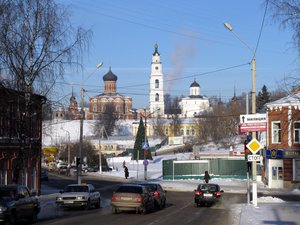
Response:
[[35, 172, 247, 225]]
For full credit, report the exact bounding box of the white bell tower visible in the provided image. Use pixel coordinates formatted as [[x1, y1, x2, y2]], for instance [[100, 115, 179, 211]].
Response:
[[149, 42, 164, 116]]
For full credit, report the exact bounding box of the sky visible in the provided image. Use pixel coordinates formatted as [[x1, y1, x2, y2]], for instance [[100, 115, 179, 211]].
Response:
[[54, 0, 299, 109]]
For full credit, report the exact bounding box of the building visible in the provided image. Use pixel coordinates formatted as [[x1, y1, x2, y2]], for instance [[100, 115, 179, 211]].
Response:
[[86, 67, 133, 120], [179, 80, 210, 118], [265, 92, 300, 188], [68, 88, 80, 120], [149, 42, 165, 116], [0, 86, 45, 193]]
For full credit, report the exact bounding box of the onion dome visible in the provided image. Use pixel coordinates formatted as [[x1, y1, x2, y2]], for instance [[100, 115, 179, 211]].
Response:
[[103, 67, 118, 81], [190, 80, 200, 88], [153, 42, 160, 56]]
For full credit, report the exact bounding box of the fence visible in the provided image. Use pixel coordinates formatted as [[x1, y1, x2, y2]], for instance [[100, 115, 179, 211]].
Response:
[[162, 157, 247, 180]]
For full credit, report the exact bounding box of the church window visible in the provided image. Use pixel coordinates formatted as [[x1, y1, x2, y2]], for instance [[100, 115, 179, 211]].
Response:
[[186, 129, 190, 135], [155, 79, 159, 88], [165, 128, 168, 135], [192, 129, 195, 135], [155, 93, 159, 101], [180, 129, 184, 135], [93, 106, 97, 112]]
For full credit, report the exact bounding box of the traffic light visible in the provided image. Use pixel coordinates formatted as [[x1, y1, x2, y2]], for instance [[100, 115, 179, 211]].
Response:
[[244, 136, 252, 172], [244, 138, 251, 157], [76, 157, 80, 166]]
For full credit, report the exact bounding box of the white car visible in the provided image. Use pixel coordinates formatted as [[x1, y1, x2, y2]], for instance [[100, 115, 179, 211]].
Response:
[[56, 183, 101, 210]]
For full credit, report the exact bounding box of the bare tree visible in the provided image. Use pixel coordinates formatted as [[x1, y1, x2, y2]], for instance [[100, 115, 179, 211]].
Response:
[[151, 115, 166, 137], [94, 103, 118, 137], [268, 0, 300, 55], [0, 0, 91, 183]]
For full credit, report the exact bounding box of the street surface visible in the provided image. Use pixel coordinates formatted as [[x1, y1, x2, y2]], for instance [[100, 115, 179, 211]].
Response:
[[34, 172, 300, 225], [36, 172, 245, 225]]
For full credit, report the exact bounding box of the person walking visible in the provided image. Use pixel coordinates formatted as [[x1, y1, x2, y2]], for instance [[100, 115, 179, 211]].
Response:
[[204, 171, 210, 183], [124, 166, 129, 179]]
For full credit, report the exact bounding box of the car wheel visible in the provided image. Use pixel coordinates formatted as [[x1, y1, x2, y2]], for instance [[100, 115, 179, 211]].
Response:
[[140, 206, 147, 215], [85, 200, 91, 210], [8, 211, 17, 225], [28, 211, 38, 224], [112, 206, 118, 214], [95, 198, 101, 209]]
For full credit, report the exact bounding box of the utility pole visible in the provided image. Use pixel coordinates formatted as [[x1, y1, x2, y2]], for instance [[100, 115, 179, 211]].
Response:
[[224, 22, 257, 206], [78, 62, 103, 184]]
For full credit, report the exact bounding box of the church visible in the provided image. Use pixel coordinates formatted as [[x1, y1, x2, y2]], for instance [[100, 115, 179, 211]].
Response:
[[149, 43, 210, 118], [86, 67, 133, 120], [179, 79, 211, 118]]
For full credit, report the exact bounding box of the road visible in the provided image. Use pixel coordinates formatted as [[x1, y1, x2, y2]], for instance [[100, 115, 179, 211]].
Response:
[[36, 172, 246, 225]]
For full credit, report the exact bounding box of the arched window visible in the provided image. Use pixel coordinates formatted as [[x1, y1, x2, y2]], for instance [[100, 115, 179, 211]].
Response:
[[155, 93, 159, 101], [155, 79, 159, 88]]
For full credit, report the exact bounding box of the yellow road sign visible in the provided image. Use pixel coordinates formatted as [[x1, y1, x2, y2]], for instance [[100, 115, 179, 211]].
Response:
[[246, 138, 263, 154]]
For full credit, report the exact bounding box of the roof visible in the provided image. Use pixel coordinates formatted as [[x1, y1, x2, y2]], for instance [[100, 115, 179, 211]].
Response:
[[266, 92, 300, 107], [190, 80, 200, 87], [103, 67, 118, 81]]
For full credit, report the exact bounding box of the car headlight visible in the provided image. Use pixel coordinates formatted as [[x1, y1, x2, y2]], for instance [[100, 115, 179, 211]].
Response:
[[0, 206, 7, 212], [56, 197, 62, 201], [76, 196, 86, 200]]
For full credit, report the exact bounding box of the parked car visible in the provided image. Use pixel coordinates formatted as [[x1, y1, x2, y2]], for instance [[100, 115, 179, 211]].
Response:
[[58, 166, 68, 174], [41, 169, 49, 181], [86, 165, 112, 172], [194, 183, 223, 207], [139, 183, 167, 210], [0, 184, 40, 224], [111, 184, 154, 214], [56, 183, 101, 210]]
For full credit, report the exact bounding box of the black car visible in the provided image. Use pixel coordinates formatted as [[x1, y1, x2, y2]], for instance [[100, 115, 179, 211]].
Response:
[[41, 169, 49, 181], [139, 183, 167, 210], [0, 184, 40, 224], [194, 183, 223, 207]]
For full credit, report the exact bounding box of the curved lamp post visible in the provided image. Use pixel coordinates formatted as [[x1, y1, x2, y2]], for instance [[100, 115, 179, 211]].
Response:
[[224, 22, 257, 207], [78, 62, 103, 184]]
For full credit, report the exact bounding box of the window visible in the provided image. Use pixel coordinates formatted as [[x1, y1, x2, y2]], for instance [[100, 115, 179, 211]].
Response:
[[180, 129, 184, 135], [155, 93, 159, 101], [186, 129, 190, 135], [165, 128, 168, 135], [155, 79, 159, 88], [272, 121, 281, 143], [294, 121, 300, 143], [191, 129, 195, 136]]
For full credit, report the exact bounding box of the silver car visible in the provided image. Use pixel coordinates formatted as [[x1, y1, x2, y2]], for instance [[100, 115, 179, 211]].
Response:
[[56, 183, 101, 210]]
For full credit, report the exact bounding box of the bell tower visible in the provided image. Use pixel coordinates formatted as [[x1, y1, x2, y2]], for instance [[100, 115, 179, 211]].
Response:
[[149, 42, 164, 116]]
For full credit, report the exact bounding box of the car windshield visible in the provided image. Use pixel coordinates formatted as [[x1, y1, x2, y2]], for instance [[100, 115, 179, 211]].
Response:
[[198, 184, 217, 192], [64, 186, 88, 192], [140, 184, 156, 192], [116, 186, 143, 194], [0, 188, 16, 200]]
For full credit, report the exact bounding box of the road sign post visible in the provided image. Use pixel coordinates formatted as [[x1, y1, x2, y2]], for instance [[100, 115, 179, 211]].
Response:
[[246, 138, 263, 207]]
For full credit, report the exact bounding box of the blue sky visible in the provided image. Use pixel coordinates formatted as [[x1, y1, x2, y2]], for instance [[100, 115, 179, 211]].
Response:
[[55, 0, 299, 109]]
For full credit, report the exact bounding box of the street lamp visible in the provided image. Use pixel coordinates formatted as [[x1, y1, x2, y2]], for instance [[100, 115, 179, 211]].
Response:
[[141, 107, 160, 180], [224, 22, 257, 206], [78, 62, 103, 184], [60, 127, 70, 166]]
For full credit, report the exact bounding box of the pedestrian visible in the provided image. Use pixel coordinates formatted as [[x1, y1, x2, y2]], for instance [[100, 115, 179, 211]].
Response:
[[66, 164, 71, 176], [124, 166, 129, 179], [204, 171, 210, 183]]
